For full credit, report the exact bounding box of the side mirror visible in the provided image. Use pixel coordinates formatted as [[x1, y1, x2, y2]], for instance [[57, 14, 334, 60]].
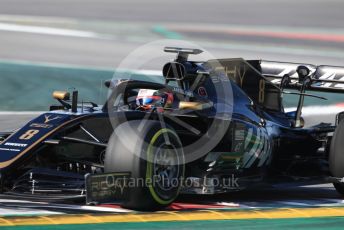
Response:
[[53, 91, 70, 100], [163, 62, 186, 80]]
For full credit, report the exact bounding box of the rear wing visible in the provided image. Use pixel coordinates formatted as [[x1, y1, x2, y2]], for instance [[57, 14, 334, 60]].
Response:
[[205, 59, 344, 114], [207, 58, 283, 111], [259, 60, 344, 93]]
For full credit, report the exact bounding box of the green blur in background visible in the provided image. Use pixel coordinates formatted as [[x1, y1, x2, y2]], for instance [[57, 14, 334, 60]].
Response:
[[0, 61, 342, 111], [0, 61, 163, 111], [2, 217, 344, 230]]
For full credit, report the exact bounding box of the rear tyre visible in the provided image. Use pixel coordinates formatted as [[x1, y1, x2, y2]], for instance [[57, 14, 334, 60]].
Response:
[[105, 120, 185, 210], [329, 120, 344, 196]]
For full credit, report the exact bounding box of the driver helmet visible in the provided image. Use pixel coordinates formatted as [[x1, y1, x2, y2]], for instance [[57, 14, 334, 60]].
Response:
[[136, 89, 173, 110]]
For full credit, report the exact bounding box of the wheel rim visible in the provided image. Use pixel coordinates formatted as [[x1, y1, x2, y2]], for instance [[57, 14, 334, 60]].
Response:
[[152, 143, 181, 197]]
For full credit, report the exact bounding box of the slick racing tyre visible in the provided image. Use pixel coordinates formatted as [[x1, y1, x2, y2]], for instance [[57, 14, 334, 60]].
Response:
[[329, 120, 344, 196], [105, 120, 185, 210]]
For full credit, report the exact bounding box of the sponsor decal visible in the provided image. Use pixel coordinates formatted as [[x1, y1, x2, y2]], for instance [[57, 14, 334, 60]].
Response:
[[28, 114, 63, 129], [172, 87, 194, 97], [234, 129, 245, 141], [137, 89, 157, 98], [234, 142, 243, 152], [198, 87, 208, 97], [0, 148, 20, 152], [86, 173, 131, 204], [30, 123, 53, 129], [317, 68, 344, 88], [232, 123, 246, 154], [242, 128, 272, 168], [44, 115, 62, 124], [215, 65, 244, 85], [4, 142, 27, 147]]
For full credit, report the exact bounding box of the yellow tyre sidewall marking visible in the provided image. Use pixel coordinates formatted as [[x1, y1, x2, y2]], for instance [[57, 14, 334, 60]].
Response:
[[146, 128, 185, 205]]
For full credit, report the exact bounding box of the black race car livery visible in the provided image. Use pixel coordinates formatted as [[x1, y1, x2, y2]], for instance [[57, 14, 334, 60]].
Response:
[[1, 47, 344, 210]]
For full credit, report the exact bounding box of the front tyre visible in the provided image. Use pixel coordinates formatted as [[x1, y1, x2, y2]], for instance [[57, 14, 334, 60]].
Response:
[[105, 120, 185, 210], [329, 120, 344, 196]]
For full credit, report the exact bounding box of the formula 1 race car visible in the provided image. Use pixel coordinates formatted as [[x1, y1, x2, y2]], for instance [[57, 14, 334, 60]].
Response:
[[0, 47, 344, 210]]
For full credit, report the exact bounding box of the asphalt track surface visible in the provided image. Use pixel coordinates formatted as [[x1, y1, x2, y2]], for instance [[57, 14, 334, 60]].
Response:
[[0, 0, 342, 28], [1, 0, 344, 228], [0, 113, 343, 230], [0, 0, 344, 67]]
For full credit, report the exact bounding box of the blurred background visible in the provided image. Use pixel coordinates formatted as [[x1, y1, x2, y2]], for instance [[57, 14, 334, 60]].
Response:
[[0, 0, 343, 114]]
